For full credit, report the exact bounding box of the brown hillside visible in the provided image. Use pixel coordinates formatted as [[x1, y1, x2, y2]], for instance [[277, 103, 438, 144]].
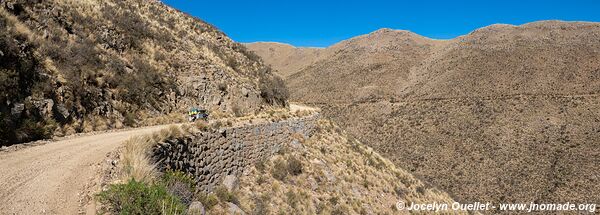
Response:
[[249, 22, 600, 208], [0, 0, 288, 145], [245, 42, 324, 78], [288, 29, 447, 103], [403, 21, 600, 99]]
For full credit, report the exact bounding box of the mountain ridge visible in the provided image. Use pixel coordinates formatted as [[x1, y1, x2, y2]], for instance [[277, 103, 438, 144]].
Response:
[[247, 20, 600, 207]]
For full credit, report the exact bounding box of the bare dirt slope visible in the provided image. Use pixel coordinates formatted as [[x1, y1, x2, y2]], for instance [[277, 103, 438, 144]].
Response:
[[0, 125, 172, 215]]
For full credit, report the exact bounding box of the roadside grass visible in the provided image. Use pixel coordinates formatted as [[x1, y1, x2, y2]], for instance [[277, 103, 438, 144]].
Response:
[[101, 106, 320, 214], [120, 125, 185, 183], [102, 119, 236, 214]]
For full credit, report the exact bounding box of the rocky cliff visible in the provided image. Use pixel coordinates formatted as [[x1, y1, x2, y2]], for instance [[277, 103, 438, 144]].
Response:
[[0, 0, 288, 146]]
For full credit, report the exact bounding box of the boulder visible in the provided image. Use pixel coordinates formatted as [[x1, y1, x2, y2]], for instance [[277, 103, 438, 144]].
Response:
[[11, 103, 24, 116], [38, 99, 54, 116], [188, 201, 206, 215], [227, 202, 246, 215], [222, 175, 239, 192], [54, 104, 70, 119]]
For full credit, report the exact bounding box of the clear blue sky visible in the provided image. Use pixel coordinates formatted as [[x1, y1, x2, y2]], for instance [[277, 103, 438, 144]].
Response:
[[161, 0, 600, 47]]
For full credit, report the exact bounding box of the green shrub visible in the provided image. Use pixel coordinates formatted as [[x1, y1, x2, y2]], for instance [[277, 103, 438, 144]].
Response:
[[15, 119, 49, 143], [97, 179, 186, 215], [162, 170, 195, 187], [161, 170, 195, 205]]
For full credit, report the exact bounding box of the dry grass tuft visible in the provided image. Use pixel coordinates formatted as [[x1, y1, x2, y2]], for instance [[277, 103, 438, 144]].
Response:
[[120, 125, 184, 183], [120, 135, 157, 183]]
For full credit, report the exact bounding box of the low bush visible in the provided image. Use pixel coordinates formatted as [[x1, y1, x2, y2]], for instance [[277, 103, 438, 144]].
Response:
[[271, 158, 288, 181], [194, 120, 209, 131], [195, 192, 219, 210], [214, 185, 239, 204], [258, 68, 289, 106], [161, 170, 195, 205], [231, 103, 244, 117], [286, 190, 300, 209], [123, 112, 137, 127], [255, 158, 267, 173], [287, 156, 303, 176], [252, 194, 270, 215], [97, 179, 186, 215]]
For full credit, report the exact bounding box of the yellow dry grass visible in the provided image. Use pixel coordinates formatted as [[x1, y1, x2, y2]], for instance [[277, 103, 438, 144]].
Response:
[[119, 125, 185, 183], [230, 119, 462, 214]]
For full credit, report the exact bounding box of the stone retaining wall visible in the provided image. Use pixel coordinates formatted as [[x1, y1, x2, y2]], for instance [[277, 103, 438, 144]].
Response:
[[152, 114, 320, 191]]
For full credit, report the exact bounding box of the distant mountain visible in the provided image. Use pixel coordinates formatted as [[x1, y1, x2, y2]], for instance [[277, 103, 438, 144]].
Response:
[[284, 28, 447, 103], [247, 21, 600, 206], [245, 42, 325, 78], [402, 21, 600, 99], [0, 0, 288, 145]]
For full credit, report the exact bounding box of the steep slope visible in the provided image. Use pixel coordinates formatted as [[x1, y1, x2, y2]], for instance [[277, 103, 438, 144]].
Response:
[[245, 42, 324, 78], [402, 21, 600, 99], [102, 111, 460, 214], [250, 22, 600, 207], [0, 0, 288, 146], [288, 29, 448, 103], [232, 119, 458, 214]]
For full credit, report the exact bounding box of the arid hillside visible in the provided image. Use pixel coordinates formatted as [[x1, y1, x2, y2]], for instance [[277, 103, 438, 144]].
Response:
[[231, 119, 458, 214], [250, 29, 450, 103], [249, 21, 600, 207], [402, 21, 600, 99], [245, 42, 324, 78], [100, 111, 460, 214], [0, 0, 288, 145]]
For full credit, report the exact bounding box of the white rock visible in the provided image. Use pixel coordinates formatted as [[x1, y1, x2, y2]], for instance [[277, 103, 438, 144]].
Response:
[[222, 175, 239, 192], [188, 201, 206, 215], [227, 202, 246, 215]]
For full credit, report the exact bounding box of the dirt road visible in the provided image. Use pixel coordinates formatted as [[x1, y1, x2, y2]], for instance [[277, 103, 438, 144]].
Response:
[[0, 125, 172, 215]]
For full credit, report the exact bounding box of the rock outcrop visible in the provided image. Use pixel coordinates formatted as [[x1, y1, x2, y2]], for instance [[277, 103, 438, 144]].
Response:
[[0, 0, 288, 145]]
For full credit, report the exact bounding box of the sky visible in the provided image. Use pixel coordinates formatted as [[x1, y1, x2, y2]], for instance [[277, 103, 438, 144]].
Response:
[[161, 0, 600, 47]]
